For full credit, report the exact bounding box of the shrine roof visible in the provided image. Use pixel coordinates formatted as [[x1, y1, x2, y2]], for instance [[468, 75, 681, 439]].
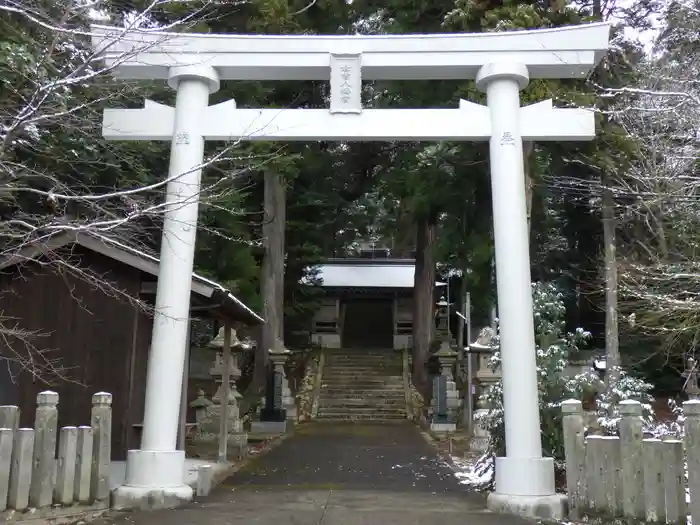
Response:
[[309, 259, 446, 289], [0, 232, 263, 325]]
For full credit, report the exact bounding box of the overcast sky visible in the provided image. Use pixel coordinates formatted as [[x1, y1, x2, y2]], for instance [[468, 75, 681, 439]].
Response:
[[615, 0, 663, 52]]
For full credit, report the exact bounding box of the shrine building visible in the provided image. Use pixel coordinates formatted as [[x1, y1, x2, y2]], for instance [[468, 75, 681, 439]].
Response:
[[310, 250, 445, 350]]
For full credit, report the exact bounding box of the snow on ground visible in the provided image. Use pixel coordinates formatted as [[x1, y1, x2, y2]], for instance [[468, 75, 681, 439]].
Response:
[[448, 452, 494, 489]]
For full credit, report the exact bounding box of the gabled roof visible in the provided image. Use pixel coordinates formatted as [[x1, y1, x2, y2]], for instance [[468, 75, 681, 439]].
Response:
[[0, 232, 263, 325], [310, 258, 447, 289]]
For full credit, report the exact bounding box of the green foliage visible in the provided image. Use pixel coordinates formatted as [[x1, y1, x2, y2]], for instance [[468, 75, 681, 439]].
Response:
[[478, 282, 597, 460], [2, 0, 672, 397]]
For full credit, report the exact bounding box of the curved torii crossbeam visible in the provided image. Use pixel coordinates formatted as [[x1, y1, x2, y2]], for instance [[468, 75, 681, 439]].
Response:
[[92, 23, 611, 518]]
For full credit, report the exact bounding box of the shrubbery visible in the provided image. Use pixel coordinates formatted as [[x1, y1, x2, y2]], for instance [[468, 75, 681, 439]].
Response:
[[477, 282, 655, 466]]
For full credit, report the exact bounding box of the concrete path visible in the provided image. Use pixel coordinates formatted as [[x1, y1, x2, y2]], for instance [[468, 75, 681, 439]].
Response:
[[99, 422, 537, 525]]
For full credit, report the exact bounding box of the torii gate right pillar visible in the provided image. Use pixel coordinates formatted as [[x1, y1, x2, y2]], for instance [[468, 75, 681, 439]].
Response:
[[477, 62, 565, 515]]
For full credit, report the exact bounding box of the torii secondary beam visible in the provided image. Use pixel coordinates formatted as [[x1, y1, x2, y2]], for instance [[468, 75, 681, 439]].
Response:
[[103, 99, 594, 142]]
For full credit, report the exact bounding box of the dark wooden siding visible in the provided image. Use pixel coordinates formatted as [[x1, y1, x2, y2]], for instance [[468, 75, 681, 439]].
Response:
[[0, 247, 142, 460], [125, 310, 152, 451]]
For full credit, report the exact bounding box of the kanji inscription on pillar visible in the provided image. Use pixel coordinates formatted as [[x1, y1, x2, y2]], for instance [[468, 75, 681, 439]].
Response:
[[330, 53, 362, 114], [175, 131, 190, 145], [500, 131, 516, 146]]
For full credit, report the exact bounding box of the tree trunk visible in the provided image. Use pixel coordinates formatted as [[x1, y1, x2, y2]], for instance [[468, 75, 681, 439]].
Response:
[[274, 174, 286, 343], [602, 170, 620, 386], [524, 141, 535, 236], [412, 214, 436, 394], [256, 171, 285, 390]]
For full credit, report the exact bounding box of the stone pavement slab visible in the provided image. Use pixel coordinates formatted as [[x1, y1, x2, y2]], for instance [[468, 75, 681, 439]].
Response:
[[97, 422, 538, 525]]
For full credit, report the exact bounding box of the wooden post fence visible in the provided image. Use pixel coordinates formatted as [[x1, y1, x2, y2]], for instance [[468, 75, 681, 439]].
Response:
[[562, 398, 700, 523]]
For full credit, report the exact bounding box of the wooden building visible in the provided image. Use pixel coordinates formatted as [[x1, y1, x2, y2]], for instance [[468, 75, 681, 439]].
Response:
[[0, 232, 262, 460], [310, 257, 445, 350]]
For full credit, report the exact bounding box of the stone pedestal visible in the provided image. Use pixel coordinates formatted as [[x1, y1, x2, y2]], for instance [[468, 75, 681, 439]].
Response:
[[263, 347, 296, 423], [250, 420, 287, 435], [255, 346, 290, 434]]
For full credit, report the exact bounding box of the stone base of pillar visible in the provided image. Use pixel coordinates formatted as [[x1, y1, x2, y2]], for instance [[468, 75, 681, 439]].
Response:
[[486, 492, 567, 520], [112, 449, 193, 510], [487, 456, 565, 520]]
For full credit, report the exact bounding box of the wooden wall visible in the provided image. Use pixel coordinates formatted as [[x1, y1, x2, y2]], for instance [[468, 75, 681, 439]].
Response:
[[0, 247, 143, 460], [125, 309, 152, 452]]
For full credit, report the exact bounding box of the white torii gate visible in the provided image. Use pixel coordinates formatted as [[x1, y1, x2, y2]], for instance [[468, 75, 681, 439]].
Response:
[[92, 23, 610, 518]]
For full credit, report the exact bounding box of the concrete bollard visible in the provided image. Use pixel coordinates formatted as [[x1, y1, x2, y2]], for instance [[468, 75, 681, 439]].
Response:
[[55, 426, 78, 505], [196, 464, 213, 497], [90, 392, 112, 502], [643, 438, 666, 523], [74, 426, 93, 503], [562, 399, 585, 519], [661, 438, 686, 525], [8, 428, 34, 510], [619, 400, 645, 520], [685, 400, 700, 525], [30, 391, 58, 508], [0, 428, 14, 510]]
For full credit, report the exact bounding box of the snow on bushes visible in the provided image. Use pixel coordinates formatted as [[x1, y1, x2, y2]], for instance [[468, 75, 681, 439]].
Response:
[[468, 282, 662, 488]]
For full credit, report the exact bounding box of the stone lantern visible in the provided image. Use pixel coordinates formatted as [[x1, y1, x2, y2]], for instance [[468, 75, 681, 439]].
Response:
[[190, 389, 213, 429], [469, 327, 497, 402], [430, 296, 459, 433], [209, 327, 243, 405], [435, 296, 453, 344], [469, 326, 499, 451], [190, 327, 248, 458]]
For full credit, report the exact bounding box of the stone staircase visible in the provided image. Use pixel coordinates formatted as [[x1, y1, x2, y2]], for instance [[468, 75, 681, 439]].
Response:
[[316, 349, 407, 421]]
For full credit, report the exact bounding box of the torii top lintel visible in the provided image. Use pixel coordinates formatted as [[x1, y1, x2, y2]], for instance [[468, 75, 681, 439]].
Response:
[[91, 23, 611, 82]]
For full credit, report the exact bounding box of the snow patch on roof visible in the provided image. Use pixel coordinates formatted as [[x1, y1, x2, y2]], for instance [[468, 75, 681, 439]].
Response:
[[318, 263, 416, 288], [314, 262, 446, 288]]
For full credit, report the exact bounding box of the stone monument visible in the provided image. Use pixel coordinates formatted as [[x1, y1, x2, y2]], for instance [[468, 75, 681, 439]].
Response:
[[251, 343, 291, 435]]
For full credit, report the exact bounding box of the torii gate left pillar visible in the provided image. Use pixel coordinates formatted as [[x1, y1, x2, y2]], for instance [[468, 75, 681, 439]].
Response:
[[93, 23, 610, 519], [112, 65, 220, 509]]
